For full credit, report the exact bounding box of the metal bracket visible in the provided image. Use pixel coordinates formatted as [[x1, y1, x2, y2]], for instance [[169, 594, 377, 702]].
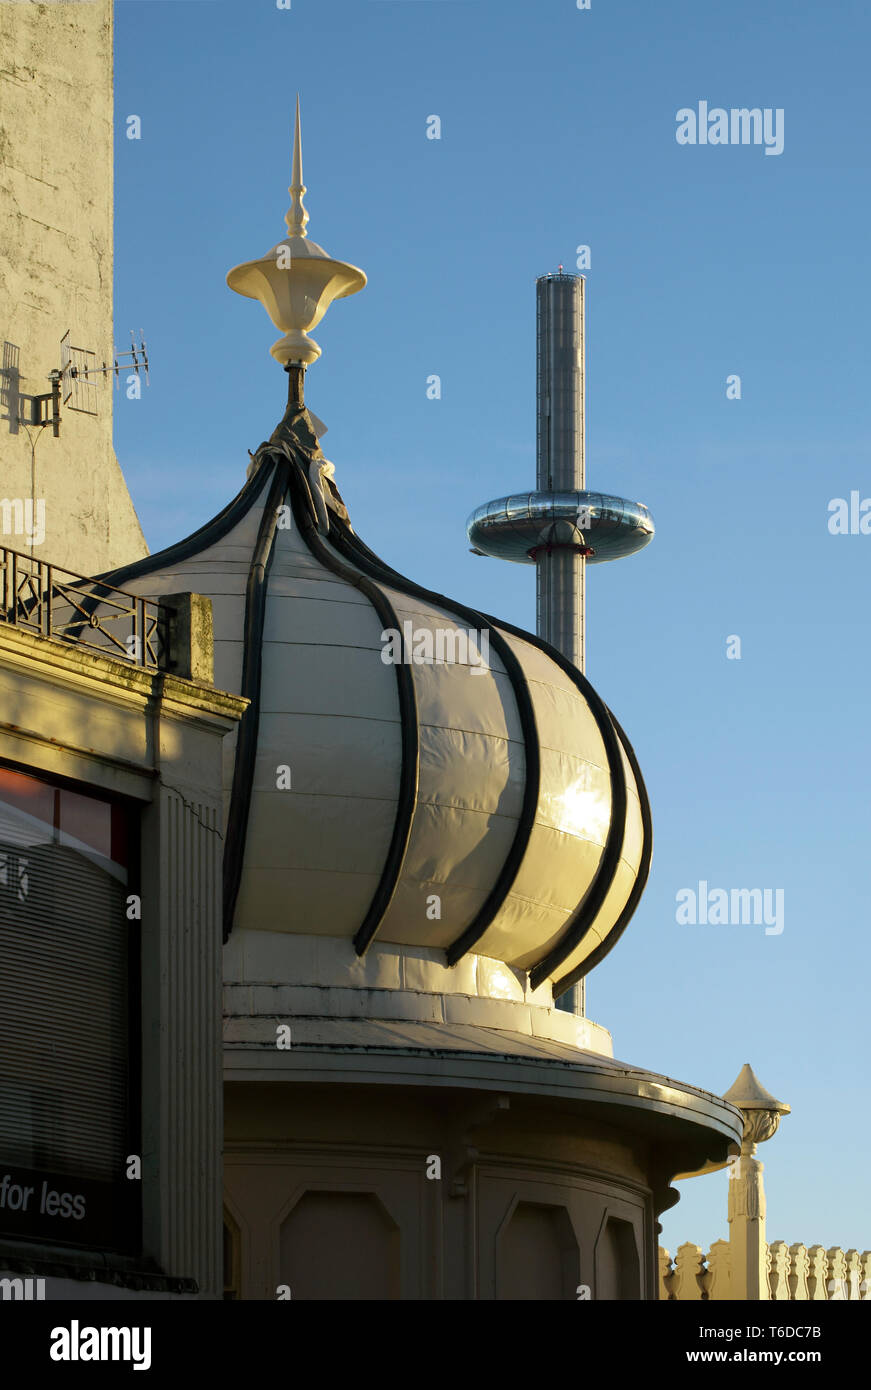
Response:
[[18, 372, 61, 437]]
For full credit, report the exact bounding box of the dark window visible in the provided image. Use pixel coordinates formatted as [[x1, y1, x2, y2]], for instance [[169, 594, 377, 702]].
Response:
[[0, 764, 139, 1251]]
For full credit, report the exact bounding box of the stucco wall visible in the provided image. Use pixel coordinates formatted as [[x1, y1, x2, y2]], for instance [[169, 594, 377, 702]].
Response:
[[0, 0, 147, 574]]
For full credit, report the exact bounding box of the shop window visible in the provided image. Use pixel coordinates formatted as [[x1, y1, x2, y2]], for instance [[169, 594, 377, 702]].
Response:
[[0, 764, 139, 1253]]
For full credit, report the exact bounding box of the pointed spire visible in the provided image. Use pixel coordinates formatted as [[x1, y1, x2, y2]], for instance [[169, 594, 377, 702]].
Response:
[[227, 100, 366, 369], [285, 94, 309, 239]]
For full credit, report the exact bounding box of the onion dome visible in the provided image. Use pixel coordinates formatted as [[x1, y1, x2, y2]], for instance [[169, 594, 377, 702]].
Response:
[[101, 106, 651, 1000]]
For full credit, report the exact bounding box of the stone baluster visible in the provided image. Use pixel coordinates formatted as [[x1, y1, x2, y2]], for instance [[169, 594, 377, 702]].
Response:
[[704, 1239, 732, 1300], [658, 1247, 674, 1301], [788, 1243, 809, 1301], [861, 1252, 871, 1300], [844, 1250, 861, 1299], [768, 1240, 791, 1300], [827, 1247, 848, 1300], [806, 1245, 828, 1299], [672, 1243, 706, 1300]]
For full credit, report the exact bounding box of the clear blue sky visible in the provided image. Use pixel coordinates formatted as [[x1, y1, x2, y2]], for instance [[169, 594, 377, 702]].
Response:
[[114, 0, 870, 1258]]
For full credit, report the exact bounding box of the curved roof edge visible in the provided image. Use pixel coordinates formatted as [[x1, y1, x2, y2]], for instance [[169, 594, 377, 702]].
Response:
[[224, 1018, 744, 1155]]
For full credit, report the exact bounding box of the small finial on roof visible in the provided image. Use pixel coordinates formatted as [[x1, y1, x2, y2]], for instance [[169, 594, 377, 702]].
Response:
[[723, 1062, 790, 1154], [723, 1063, 789, 1114]]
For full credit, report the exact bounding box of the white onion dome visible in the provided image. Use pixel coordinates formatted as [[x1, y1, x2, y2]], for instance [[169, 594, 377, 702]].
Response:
[[102, 401, 651, 998], [99, 103, 651, 1001]]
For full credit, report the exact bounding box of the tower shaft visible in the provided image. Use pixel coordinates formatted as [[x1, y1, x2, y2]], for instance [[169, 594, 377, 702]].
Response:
[[535, 273, 586, 1016], [535, 274, 586, 673], [536, 546, 586, 670], [536, 273, 585, 493], [466, 271, 654, 1011]]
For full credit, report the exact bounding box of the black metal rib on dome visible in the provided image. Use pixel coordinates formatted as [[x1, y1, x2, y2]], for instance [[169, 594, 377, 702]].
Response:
[[476, 611, 629, 995], [91, 453, 288, 943], [337, 518, 632, 989], [94, 457, 278, 591], [279, 450, 421, 957], [222, 458, 288, 940], [326, 517, 541, 967], [552, 706, 652, 994], [102, 452, 296, 943]]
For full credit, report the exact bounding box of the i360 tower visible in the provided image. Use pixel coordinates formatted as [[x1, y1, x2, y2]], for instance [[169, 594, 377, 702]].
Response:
[[467, 272, 655, 1014]]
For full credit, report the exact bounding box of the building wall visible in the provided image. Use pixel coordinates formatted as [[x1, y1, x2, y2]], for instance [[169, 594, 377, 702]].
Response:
[[0, 616, 246, 1297], [224, 1082, 654, 1300], [0, 0, 147, 574]]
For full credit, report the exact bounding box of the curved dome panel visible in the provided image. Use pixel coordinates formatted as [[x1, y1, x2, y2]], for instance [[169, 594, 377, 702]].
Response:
[[100, 406, 651, 994]]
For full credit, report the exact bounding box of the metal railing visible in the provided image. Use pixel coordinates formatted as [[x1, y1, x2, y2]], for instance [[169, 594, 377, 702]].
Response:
[[0, 546, 170, 670]]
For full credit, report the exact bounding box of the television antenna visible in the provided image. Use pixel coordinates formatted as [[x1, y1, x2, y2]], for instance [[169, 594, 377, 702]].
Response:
[[61, 328, 150, 400], [6, 330, 150, 438]]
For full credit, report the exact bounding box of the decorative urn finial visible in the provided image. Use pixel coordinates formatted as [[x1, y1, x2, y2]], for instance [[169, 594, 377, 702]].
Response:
[[723, 1062, 790, 1155], [226, 96, 366, 368]]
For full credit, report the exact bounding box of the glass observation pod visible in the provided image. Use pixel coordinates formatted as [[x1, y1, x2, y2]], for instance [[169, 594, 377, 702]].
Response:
[[467, 491, 655, 565]]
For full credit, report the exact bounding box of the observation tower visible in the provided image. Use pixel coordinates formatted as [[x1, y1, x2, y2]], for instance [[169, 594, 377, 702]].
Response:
[[467, 272, 654, 1014]]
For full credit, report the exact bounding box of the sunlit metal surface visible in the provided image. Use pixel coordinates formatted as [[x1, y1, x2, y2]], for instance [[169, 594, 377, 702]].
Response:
[[467, 491, 654, 565], [538, 762, 611, 845]]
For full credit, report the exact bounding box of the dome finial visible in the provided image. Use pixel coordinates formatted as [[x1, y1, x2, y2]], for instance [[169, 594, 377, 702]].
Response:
[[286, 94, 309, 239], [226, 101, 367, 371]]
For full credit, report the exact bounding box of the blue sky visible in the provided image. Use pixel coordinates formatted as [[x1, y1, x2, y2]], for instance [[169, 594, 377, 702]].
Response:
[[114, 0, 870, 1258]]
